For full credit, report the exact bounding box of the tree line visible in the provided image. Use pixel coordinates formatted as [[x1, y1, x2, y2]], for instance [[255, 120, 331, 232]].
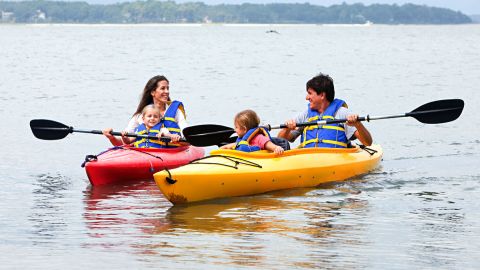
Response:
[[0, 1, 472, 24]]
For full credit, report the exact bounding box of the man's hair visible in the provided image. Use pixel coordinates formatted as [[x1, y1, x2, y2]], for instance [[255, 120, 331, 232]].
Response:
[[306, 73, 335, 102]]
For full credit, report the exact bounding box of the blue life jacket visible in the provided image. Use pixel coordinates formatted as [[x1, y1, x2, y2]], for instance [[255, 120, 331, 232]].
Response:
[[234, 126, 272, 152], [300, 98, 349, 148], [133, 100, 185, 148], [133, 122, 164, 148]]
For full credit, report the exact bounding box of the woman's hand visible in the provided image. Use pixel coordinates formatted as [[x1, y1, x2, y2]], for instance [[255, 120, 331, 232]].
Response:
[[120, 131, 129, 140], [120, 131, 131, 144], [102, 128, 114, 138]]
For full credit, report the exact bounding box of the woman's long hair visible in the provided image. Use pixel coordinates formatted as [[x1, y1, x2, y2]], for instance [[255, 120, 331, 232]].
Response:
[[133, 75, 169, 116]]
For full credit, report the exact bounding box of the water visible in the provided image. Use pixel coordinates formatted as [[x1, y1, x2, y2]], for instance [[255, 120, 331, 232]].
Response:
[[1, 23, 479, 269]]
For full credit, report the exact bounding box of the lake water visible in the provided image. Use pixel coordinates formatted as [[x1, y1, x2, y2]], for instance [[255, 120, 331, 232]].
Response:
[[1, 23, 479, 269]]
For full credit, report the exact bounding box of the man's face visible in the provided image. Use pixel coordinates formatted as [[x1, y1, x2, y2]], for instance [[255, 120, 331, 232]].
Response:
[[306, 88, 325, 111]]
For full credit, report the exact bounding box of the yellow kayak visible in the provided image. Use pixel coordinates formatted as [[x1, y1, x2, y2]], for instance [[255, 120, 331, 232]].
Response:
[[154, 144, 383, 205]]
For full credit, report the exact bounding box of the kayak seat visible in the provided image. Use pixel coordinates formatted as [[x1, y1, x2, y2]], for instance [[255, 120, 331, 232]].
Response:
[[271, 137, 291, 150]]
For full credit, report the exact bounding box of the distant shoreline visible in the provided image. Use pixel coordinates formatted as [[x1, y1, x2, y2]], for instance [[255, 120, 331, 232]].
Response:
[[1, 23, 478, 26], [0, 1, 473, 24]]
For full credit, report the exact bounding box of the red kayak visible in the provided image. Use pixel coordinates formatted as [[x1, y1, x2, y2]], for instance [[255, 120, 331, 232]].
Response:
[[83, 145, 204, 186]]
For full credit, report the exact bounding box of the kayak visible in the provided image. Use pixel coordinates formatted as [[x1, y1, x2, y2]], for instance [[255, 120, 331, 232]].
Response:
[[84, 145, 205, 186], [154, 145, 383, 205]]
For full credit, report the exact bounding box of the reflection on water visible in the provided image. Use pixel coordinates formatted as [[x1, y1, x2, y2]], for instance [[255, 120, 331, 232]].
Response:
[[405, 188, 468, 268], [30, 173, 72, 242], [83, 181, 167, 237], [82, 179, 373, 268]]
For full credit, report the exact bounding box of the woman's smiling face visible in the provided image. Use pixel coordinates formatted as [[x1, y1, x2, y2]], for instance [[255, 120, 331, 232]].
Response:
[[151, 80, 170, 104]]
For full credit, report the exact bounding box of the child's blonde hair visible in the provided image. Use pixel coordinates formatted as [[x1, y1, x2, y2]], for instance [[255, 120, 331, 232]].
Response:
[[235, 109, 260, 130], [141, 104, 161, 117]]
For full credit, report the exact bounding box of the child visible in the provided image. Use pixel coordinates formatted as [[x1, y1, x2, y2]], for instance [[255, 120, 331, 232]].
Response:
[[102, 104, 181, 148], [221, 109, 284, 154]]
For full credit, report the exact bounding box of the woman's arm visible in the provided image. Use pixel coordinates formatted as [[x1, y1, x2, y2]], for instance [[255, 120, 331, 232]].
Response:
[[102, 128, 125, 146], [121, 131, 135, 145]]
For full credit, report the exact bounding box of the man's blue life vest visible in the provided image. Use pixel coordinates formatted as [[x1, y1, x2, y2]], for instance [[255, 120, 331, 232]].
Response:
[[300, 98, 349, 148], [234, 126, 272, 152], [133, 100, 185, 148]]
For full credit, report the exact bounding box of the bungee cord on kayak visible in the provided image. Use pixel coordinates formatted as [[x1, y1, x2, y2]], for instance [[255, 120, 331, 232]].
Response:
[[81, 145, 165, 168], [358, 145, 378, 155], [189, 154, 263, 170]]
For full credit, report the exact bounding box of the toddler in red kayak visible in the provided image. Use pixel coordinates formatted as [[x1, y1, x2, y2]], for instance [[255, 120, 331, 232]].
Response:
[[103, 105, 181, 148], [220, 109, 284, 154]]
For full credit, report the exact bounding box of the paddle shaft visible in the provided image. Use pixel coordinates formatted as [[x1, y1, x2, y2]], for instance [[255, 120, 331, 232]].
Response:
[[36, 125, 171, 141], [269, 107, 462, 129], [77, 128, 164, 141]]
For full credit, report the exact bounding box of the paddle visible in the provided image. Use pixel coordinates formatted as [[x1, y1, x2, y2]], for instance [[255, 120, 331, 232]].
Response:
[[182, 124, 236, 146], [269, 98, 464, 129], [183, 99, 464, 144], [30, 119, 175, 142], [30, 119, 237, 147]]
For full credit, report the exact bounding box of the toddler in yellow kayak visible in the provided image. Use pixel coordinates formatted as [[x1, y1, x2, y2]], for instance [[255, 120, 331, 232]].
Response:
[[220, 109, 284, 154]]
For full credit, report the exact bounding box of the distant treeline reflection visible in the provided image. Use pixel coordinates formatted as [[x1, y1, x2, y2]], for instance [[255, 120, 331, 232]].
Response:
[[0, 1, 472, 24]]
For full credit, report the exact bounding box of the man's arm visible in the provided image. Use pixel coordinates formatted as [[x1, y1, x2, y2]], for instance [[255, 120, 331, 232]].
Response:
[[277, 111, 307, 143], [347, 115, 372, 146]]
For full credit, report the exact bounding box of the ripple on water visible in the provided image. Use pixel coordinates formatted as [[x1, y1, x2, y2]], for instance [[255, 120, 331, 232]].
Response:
[[28, 173, 73, 244]]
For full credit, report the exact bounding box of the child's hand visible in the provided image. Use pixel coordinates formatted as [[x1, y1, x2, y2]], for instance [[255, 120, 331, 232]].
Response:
[[273, 145, 284, 155], [220, 143, 234, 150], [168, 134, 181, 142]]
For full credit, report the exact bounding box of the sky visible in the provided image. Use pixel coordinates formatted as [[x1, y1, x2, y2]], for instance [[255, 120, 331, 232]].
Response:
[[80, 0, 480, 15]]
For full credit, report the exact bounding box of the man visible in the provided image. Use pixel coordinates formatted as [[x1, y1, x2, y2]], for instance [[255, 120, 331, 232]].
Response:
[[277, 73, 372, 148]]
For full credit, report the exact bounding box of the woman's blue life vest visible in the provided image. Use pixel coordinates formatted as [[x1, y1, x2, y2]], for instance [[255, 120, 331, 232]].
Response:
[[133, 101, 185, 148], [234, 126, 272, 152], [300, 98, 349, 148]]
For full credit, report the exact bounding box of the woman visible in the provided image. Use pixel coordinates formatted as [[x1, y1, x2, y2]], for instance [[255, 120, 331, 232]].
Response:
[[103, 75, 187, 147]]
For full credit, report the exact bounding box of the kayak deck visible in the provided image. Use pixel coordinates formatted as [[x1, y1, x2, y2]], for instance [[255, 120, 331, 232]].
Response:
[[154, 145, 383, 204], [84, 145, 205, 186]]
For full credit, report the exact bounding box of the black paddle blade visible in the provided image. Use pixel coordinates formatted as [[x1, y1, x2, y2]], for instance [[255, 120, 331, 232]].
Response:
[[407, 99, 464, 124], [30, 119, 72, 140], [183, 124, 235, 147]]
